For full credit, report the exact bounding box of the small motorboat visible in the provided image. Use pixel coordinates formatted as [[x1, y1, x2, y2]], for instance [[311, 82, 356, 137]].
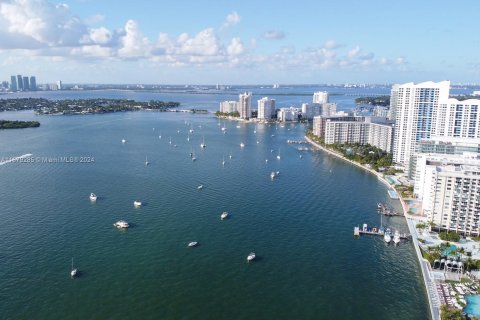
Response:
[[188, 241, 198, 247], [197, 185, 204, 190], [89, 193, 97, 201], [70, 258, 78, 278], [240, 142, 245, 148], [247, 252, 256, 262], [221, 211, 229, 220], [113, 220, 129, 229], [134, 200, 142, 207], [121, 139, 126, 143]]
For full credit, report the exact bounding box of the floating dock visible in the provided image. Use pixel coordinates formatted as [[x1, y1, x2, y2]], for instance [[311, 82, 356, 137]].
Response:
[[354, 223, 410, 239], [377, 203, 400, 216]]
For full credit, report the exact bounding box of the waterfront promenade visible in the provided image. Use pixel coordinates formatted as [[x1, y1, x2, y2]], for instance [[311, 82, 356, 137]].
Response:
[[305, 136, 440, 320]]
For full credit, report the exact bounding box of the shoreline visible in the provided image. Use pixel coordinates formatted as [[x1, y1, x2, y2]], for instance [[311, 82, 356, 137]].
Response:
[[305, 136, 439, 320]]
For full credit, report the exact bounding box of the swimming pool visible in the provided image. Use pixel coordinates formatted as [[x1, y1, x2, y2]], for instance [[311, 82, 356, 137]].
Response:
[[464, 295, 480, 318]]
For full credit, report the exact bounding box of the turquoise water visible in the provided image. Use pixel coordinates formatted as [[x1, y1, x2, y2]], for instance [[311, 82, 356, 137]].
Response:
[[465, 295, 480, 317], [0, 110, 429, 319], [443, 245, 458, 257]]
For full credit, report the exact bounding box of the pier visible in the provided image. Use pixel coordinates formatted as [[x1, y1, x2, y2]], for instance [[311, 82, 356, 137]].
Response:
[[286, 139, 307, 144], [354, 224, 410, 239], [377, 202, 400, 216]]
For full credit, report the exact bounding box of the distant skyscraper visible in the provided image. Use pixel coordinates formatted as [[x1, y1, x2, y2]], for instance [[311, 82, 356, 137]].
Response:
[[17, 75, 23, 91], [392, 80, 450, 166], [56, 80, 63, 90], [238, 92, 252, 119], [10, 76, 17, 91], [22, 76, 30, 91], [29, 76, 36, 91], [313, 91, 329, 104]]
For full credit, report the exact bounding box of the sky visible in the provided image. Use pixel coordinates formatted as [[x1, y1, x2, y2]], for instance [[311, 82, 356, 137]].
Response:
[[0, 0, 479, 85]]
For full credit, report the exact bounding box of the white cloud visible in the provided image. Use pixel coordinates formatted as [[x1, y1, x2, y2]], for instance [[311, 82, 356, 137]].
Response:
[[347, 46, 360, 58], [227, 37, 244, 56], [118, 20, 150, 58], [263, 30, 285, 40], [221, 11, 240, 29]]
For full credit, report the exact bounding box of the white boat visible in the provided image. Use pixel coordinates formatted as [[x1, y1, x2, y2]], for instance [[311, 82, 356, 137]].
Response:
[[393, 230, 401, 245], [197, 185, 204, 190], [187, 133, 190, 141], [240, 142, 245, 148], [222, 156, 225, 166], [384, 228, 392, 243], [270, 172, 276, 179], [188, 241, 198, 247], [121, 139, 126, 143], [192, 155, 197, 162], [145, 156, 149, 166], [189, 128, 194, 134], [247, 252, 256, 262], [158, 135, 162, 139], [113, 220, 129, 228], [277, 149, 281, 160], [89, 193, 97, 201], [265, 159, 269, 163], [134, 200, 142, 207], [221, 211, 229, 220], [236, 125, 241, 128], [200, 136, 207, 148], [169, 137, 172, 145], [229, 152, 232, 159], [70, 257, 78, 277]]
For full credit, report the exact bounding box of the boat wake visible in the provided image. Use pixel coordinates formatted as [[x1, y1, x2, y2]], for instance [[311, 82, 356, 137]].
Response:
[[0, 153, 33, 166]]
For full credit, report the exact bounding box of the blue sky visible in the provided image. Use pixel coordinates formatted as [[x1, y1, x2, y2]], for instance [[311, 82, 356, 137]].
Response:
[[0, 0, 478, 84]]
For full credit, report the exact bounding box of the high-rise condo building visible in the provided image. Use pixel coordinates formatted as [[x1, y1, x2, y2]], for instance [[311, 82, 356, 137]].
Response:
[[257, 97, 276, 120], [29, 76, 37, 91], [313, 91, 329, 104], [392, 80, 450, 167], [238, 92, 252, 119], [219, 101, 238, 114], [17, 75, 23, 91], [10, 76, 17, 91], [432, 98, 480, 139], [22, 77, 30, 91]]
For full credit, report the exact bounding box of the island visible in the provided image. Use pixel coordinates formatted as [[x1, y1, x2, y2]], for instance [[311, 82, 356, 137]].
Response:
[[355, 96, 390, 106], [0, 98, 180, 115], [0, 120, 40, 129]]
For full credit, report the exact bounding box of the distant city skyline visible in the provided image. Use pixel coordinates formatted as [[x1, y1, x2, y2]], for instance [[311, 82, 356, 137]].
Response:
[[0, 0, 479, 84]]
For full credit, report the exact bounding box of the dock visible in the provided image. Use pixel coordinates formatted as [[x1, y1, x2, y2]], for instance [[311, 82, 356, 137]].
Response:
[[286, 140, 307, 144], [377, 202, 400, 216], [354, 223, 410, 239]]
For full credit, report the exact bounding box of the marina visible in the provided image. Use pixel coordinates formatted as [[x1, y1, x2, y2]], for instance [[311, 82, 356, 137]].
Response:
[[377, 202, 400, 216], [0, 99, 429, 319], [354, 224, 410, 240]]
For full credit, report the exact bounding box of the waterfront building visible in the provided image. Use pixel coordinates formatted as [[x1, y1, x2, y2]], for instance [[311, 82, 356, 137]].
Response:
[[220, 101, 238, 114], [313, 91, 329, 104], [56, 80, 63, 90], [373, 106, 390, 118], [257, 97, 276, 120], [10, 76, 17, 91], [313, 116, 394, 153], [277, 107, 300, 122], [432, 98, 480, 139], [392, 80, 450, 167], [238, 92, 252, 119], [22, 76, 29, 91], [17, 75, 23, 91], [302, 102, 337, 120], [29, 76, 36, 91], [414, 155, 480, 235]]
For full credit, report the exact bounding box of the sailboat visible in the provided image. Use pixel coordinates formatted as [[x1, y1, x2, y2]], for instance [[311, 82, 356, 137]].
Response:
[[145, 156, 149, 166], [70, 258, 78, 277], [200, 136, 207, 148], [229, 151, 233, 159], [277, 148, 281, 160]]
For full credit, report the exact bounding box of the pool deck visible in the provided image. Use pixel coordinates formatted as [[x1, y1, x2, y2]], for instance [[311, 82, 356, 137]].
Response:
[[306, 136, 440, 320]]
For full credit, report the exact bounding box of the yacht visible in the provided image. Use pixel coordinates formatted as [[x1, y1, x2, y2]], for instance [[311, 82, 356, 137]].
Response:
[[188, 241, 198, 247], [145, 156, 149, 166], [113, 220, 129, 228], [121, 139, 126, 143], [89, 193, 97, 201], [240, 142, 245, 148], [247, 252, 256, 262], [70, 258, 78, 278], [200, 136, 207, 148], [393, 230, 401, 245], [197, 185, 204, 190], [221, 211, 229, 220], [229, 152, 233, 159], [134, 200, 142, 207], [384, 228, 392, 243], [270, 171, 277, 179]]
